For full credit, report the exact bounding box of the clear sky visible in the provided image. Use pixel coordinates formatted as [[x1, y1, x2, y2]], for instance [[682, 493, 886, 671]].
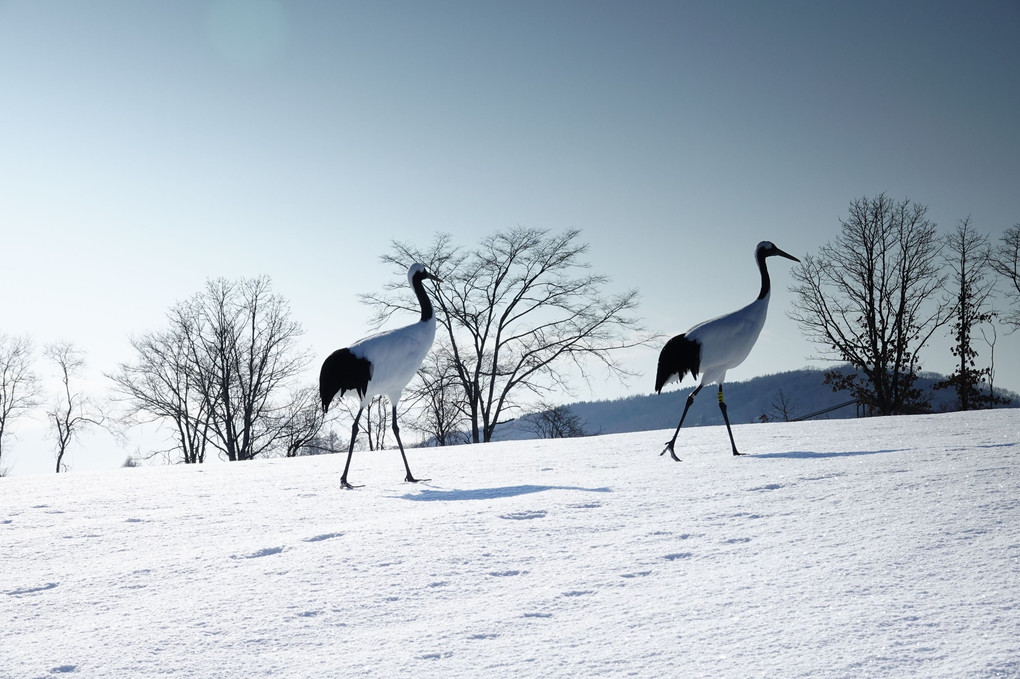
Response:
[[2, 0, 1018, 475]]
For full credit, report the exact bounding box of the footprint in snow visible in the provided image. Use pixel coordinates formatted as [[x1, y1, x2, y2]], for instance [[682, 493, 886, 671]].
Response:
[[233, 547, 284, 559], [7, 582, 59, 596], [664, 552, 693, 561], [302, 532, 343, 543], [562, 590, 593, 597], [499, 510, 547, 520]]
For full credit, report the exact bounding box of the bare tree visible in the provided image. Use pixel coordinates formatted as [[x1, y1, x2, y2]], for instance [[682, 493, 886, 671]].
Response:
[[324, 393, 399, 452], [979, 323, 1004, 406], [934, 218, 1003, 410], [768, 388, 800, 422], [280, 386, 326, 458], [364, 227, 646, 443], [110, 276, 314, 464], [523, 401, 589, 439], [0, 333, 40, 475], [362, 396, 392, 451], [299, 428, 345, 457], [109, 312, 212, 464], [410, 342, 471, 446], [188, 276, 310, 461], [990, 223, 1020, 331], [789, 194, 952, 415], [45, 342, 106, 473]]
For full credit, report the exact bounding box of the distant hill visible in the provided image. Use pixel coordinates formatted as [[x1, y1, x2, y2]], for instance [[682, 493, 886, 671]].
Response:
[[491, 367, 1018, 441]]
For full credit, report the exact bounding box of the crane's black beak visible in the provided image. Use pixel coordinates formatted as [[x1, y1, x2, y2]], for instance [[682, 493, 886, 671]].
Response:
[[426, 271, 443, 284], [774, 247, 800, 263]]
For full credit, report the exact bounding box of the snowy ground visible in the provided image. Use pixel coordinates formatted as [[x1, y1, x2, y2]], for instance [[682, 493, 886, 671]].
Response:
[[3, 410, 1019, 678]]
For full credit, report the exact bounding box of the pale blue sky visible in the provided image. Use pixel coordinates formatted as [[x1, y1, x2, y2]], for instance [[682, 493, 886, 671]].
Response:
[[2, 1, 1018, 474]]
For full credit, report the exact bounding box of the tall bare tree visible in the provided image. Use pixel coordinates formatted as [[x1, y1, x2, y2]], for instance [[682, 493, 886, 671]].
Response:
[[990, 223, 1020, 331], [364, 227, 645, 443], [110, 276, 316, 463], [935, 218, 1002, 410], [789, 193, 952, 415], [0, 333, 40, 475], [192, 277, 310, 461], [45, 342, 106, 473], [110, 313, 211, 464]]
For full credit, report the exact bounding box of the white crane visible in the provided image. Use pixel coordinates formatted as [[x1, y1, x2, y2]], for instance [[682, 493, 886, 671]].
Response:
[[655, 241, 800, 460], [319, 263, 441, 488]]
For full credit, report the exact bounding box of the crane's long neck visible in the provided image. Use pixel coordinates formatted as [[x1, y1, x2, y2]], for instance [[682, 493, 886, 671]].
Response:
[[756, 250, 771, 301], [413, 274, 434, 322]]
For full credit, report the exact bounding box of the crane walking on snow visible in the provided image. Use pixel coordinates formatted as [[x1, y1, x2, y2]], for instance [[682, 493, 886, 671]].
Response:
[[655, 241, 800, 460], [319, 263, 441, 488]]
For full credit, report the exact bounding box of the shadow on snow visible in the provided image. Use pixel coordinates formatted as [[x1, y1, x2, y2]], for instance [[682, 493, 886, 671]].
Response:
[[752, 448, 909, 460], [400, 485, 612, 502]]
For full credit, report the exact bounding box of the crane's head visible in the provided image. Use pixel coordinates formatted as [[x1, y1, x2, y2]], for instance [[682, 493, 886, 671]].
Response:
[[408, 262, 442, 287], [756, 241, 800, 263]]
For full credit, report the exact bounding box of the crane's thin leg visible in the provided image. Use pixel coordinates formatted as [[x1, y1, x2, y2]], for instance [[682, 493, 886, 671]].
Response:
[[717, 385, 741, 456], [392, 405, 428, 483], [663, 385, 703, 461], [340, 408, 364, 489]]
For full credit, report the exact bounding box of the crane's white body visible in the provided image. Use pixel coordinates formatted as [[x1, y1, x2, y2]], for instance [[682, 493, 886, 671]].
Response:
[[347, 316, 436, 408], [681, 290, 770, 389]]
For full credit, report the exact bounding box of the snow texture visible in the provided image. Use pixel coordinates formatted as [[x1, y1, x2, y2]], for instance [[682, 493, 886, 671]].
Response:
[[2, 410, 1019, 678]]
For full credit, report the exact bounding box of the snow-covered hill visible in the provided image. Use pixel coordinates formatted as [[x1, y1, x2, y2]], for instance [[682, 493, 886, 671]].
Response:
[[497, 368, 1019, 441], [3, 410, 1018, 678]]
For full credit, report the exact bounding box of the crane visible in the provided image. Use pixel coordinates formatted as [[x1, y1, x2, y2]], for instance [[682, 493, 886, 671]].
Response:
[[655, 241, 800, 460], [319, 263, 440, 488]]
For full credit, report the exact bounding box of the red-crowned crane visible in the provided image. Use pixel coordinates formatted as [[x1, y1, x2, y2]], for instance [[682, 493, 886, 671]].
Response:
[[655, 241, 800, 460], [319, 263, 440, 488]]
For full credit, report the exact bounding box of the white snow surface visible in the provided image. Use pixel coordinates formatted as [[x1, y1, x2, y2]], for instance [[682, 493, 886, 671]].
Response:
[[3, 410, 1019, 678]]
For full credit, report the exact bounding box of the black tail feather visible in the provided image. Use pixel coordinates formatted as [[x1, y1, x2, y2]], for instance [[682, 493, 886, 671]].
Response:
[[319, 348, 372, 412], [655, 334, 700, 393]]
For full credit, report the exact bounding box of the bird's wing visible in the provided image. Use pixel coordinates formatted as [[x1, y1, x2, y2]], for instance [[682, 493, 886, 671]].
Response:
[[686, 299, 768, 369]]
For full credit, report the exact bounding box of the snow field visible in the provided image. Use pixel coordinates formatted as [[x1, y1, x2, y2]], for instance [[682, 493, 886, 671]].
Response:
[[2, 410, 1019, 678]]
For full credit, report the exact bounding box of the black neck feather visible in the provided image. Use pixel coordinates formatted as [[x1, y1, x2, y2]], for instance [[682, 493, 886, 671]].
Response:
[[756, 249, 771, 300], [413, 272, 434, 322]]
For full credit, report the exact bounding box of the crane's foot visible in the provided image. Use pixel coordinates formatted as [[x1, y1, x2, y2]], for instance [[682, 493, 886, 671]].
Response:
[[661, 442, 682, 462], [340, 478, 363, 489], [732, 450, 744, 456], [405, 475, 429, 483]]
